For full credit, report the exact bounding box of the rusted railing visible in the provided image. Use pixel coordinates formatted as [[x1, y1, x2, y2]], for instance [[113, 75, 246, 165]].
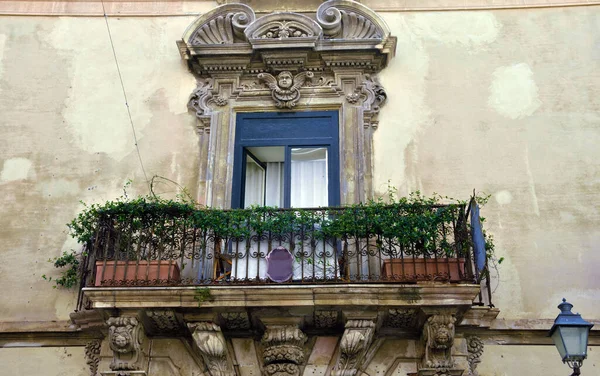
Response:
[[77, 205, 493, 308]]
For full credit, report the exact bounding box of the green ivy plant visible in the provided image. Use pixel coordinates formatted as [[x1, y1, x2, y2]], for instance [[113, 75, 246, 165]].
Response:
[[44, 182, 497, 288], [42, 250, 81, 289]]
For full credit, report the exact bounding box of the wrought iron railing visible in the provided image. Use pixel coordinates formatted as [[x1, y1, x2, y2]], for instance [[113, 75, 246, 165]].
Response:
[[77, 204, 493, 308]]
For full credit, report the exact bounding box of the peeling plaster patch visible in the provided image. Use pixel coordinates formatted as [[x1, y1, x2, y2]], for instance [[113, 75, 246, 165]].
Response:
[[39, 178, 80, 198], [488, 63, 542, 119], [1, 158, 34, 182], [524, 146, 540, 216], [44, 18, 133, 158], [559, 211, 576, 223], [375, 14, 432, 192], [408, 12, 501, 49], [0, 34, 7, 87], [495, 190, 513, 205]]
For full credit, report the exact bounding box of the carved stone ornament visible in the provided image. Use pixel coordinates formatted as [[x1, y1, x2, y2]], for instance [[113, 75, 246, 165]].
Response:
[[314, 310, 338, 329], [85, 340, 102, 376], [466, 336, 484, 376], [177, 1, 396, 208], [385, 308, 418, 329], [332, 319, 376, 376], [146, 310, 181, 335], [316, 1, 387, 39], [258, 71, 314, 108], [422, 315, 456, 370], [261, 325, 308, 376], [189, 322, 235, 376], [220, 311, 251, 330], [183, 4, 255, 46], [106, 316, 146, 373]]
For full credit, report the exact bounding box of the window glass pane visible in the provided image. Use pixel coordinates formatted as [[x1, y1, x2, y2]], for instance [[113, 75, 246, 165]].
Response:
[[243, 154, 265, 208], [290, 147, 328, 208], [246, 147, 284, 207]]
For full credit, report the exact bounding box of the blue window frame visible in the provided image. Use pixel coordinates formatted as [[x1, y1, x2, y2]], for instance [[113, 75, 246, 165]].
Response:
[[232, 111, 340, 208]]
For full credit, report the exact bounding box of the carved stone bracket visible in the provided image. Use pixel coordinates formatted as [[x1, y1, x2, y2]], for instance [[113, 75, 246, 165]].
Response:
[[105, 316, 147, 375], [188, 322, 235, 376], [261, 325, 308, 376], [466, 336, 484, 376], [419, 314, 462, 376], [85, 340, 102, 376], [332, 319, 376, 376]]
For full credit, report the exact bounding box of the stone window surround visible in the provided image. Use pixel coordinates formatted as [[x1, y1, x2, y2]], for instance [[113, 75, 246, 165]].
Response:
[[178, 0, 396, 208]]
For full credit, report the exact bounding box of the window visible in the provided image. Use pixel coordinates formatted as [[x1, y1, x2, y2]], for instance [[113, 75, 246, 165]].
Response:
[[232, 111, 339, 208]]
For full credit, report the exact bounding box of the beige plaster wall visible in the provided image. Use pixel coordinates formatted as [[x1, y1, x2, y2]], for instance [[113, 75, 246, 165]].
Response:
[[478, 345, 599, 375], [0, 16, 200, 321], [375, 6, 600, 320], [0, 0, 597, 332], [0, 347, 88, 375]]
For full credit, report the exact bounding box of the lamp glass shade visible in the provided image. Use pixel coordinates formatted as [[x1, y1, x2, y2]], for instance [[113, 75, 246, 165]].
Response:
[[551, 326, 590, 361]]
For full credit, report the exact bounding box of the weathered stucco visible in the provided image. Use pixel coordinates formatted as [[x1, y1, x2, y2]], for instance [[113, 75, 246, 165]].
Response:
[[0, 3, 599, 375], [0, 16, 200, 322], [375, 6, 600, 320]]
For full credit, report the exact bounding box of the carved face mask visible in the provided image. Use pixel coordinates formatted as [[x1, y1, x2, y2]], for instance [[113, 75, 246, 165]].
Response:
[[277, 72, 293, 89]]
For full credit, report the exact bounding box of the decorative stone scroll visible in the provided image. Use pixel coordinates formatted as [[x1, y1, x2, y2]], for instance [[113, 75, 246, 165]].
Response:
[[466, 336, 484, 376], [85, 340, 102, 376], [316, 0, 387, 39], [332, 319, 376, 376], [184, 4, 255, 45], [106, 316, 147, 375], [177, 0, 396, 208], [261, 325, 308, 376], [188, 322, 235, 376]]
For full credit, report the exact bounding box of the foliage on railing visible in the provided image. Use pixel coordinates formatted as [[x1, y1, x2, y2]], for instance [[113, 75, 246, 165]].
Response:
[[46, 191, 498, 291], [68, 192, 464, 257]]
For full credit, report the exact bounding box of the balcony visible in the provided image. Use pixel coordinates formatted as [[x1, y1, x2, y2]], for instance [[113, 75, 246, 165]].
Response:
[[75, 201, 493, 311]]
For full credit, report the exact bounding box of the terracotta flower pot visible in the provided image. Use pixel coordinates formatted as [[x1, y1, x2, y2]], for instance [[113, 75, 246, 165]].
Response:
[[94, 260, 180, 286], [381, 257, 466, 282]]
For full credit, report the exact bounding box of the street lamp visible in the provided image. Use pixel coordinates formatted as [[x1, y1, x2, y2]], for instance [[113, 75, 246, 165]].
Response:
[[549, 299, 594, 375]]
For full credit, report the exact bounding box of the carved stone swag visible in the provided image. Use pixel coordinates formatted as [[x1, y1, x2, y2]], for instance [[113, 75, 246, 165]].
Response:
[[177, 0, 396, 207]]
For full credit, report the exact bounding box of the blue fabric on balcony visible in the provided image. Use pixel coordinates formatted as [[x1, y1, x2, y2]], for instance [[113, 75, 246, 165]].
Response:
[[470, 199, 486, 272]]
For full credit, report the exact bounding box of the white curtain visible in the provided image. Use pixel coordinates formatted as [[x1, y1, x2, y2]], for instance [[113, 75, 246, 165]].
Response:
[[265, 162, 284, 207]]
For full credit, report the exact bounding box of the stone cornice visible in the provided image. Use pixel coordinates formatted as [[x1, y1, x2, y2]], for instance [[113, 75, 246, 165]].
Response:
[[0, 1, 598, 16], [81, 284, 482, 309]]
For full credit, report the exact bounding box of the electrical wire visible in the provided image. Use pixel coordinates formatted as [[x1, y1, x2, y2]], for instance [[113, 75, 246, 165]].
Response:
[[100, 0, 151, 192]]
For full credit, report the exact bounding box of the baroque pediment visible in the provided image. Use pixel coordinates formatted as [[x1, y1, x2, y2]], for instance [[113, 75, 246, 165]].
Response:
[[177, 0, 396, 70]]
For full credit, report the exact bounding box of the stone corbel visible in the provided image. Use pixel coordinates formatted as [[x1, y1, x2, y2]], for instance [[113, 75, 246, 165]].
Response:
[[102, 316, 148, 376], [419, 314, 463, 376], [332, 319, 376, 376], [188, 322, 235, 376], [261, 323, 308, 376]]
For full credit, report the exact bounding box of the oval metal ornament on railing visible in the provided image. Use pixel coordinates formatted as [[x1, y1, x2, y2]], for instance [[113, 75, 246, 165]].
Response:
[[266, 246, 294, 283]]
